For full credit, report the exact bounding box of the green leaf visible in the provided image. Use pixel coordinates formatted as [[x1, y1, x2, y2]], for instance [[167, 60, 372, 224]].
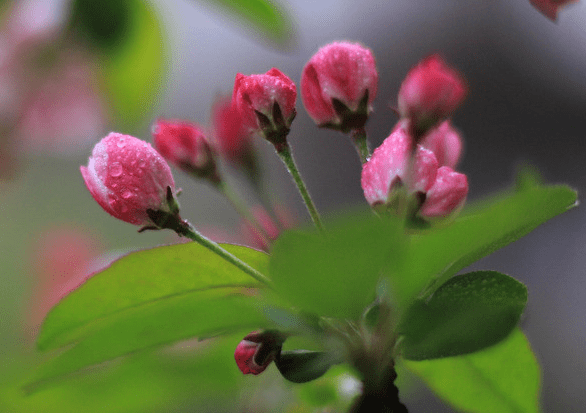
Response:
[[399, 271, 527, 360], [38, 243, 269, 351], [395, 184, 577, 309], [11, 337, 243, 409], [29, 292, 268, 391], [199, 0, 295, 48], [275, 350, 334, 383], [269, 213, 407, 320], [99, 0, 166, 130], [402, 328, 541, 413]]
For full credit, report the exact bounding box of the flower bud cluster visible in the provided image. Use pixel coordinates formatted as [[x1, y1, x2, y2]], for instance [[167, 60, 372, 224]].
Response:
[[78, 41, 480, 384], [361, 123, 468, 221], [362, 53, 469, 221]]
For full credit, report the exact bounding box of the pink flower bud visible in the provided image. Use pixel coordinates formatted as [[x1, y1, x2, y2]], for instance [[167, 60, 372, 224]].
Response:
[[210, 96, 257, 172], [241, 206, 296, 251], [362, 122, 468, 220], [419, 120, 463, 169], [80, 132, 177, 227], [152, 119, 219, 182], [398, 54, 466, 137], [529, 0, 578, 21], [361, 125, 438, 207], [301, 41, 378, 131], [232, 68, 297, 146], [234, 331, 284, 375], [419, 166, 468, 219]]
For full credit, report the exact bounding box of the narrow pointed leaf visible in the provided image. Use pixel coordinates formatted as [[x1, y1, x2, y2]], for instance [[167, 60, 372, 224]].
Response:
[[403, 328, 541, 413], [198, 0, 295, 48], [38, 243, 269, 351], [399, 271, 527, 360]]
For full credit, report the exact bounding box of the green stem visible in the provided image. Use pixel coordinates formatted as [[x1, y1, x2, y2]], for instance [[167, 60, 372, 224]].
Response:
[[351, 127, 370, 164], [176, 219, 274, 288], [215, 180, 271, 248], [276, 144, 324, 231]]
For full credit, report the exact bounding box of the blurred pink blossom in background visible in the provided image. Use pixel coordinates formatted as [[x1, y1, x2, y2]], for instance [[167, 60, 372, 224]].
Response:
[[24, 224, 103, 337], [0, 0, 106, 177], [529, 0, 579, 20]]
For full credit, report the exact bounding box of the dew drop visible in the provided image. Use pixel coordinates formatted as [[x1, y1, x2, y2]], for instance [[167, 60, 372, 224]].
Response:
[[122, 190, 134, 199], [120, 204, 128, 213], [138, 159, 146, 168], [109, 162, 123, 177], [117, 138, 127, 148]]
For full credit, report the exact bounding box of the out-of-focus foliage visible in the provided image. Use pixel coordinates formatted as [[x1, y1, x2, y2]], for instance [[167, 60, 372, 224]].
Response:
[[198, 0, 295, 48], [403, 328, 541, 413]]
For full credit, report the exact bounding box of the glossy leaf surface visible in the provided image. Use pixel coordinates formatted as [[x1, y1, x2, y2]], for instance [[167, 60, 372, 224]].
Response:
[[399, 271, 527, 360], [38, 243, 268, 351], [396, 184, 576, 309]]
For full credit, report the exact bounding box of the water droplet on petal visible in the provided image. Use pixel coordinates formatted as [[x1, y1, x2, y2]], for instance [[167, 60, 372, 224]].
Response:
[[117, 138, 126, 148], [138, 159, 146, 168], [120, 204, 128, 213], [109, 162, 123, 177], [122, 190, 134, 199]]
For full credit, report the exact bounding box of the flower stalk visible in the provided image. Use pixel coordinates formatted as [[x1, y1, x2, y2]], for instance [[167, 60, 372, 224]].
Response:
[[351, 127, 370, 164], [155, 206, 274, 288], [276, 143, 324, 232]]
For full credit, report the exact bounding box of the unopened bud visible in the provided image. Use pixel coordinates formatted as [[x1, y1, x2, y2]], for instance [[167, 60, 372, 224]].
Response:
[[301, 41, 378, 132], [80, 132, 178, 228], [232, 68, 297, 149]]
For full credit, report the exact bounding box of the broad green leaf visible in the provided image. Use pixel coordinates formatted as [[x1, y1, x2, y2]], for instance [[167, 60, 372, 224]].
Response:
[[402, 328, 541, 413], [13, 338, 242, 408], [30, 290, 269, 388], [99, 0, 166, 130], [200, 0, 295, 48], [38, 243, 269, 351], [269, 213, 406, 320], [395, 184, 577, 309], [398, 271, 527, 360]]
